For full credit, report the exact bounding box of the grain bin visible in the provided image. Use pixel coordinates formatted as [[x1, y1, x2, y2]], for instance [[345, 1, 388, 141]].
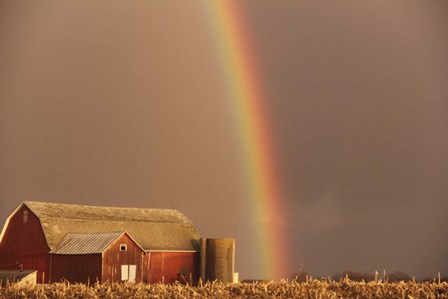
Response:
[[200, 238, 235, 282]]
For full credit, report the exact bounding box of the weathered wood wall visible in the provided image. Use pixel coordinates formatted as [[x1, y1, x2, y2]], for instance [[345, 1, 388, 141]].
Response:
[[102, 234, 144, 283], [146, 252, 199, 284], [51, 254, 102, 284]]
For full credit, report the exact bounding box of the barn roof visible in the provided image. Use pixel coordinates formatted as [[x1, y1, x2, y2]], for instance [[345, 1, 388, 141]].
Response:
[[51, 232, 138, 254], [22, 201, 199, 252]]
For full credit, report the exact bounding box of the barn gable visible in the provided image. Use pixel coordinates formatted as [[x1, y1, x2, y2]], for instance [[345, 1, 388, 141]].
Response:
[[22, 201, 199, 252], [0, 204, 51, 283], [0, 203, 50, 249]]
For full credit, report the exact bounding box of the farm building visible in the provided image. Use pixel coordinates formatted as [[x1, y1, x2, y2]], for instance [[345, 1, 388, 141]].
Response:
[[0, 201, 200, 284], [0, 270, 37, 287]]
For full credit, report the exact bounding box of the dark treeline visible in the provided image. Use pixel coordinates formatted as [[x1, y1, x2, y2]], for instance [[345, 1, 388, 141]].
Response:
[[293, 271, 448, 283]]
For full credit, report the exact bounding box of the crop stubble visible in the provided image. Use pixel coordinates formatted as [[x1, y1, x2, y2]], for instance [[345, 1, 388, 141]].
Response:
[[0, 279, 447, 298]]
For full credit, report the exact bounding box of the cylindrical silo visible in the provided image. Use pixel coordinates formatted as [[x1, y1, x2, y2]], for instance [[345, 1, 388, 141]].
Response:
[[199, 238, 207, 282], [205, 238, 235, 282]]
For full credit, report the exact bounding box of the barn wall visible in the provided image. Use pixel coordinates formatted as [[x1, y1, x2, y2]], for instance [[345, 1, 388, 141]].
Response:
[[0, 205, 50, 283], [102, 234, 144, 283], [146, 252, 199, 284], [51, 254, 102, 284]]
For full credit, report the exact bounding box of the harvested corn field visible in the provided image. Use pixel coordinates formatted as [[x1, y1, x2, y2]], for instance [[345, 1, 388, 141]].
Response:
[[1, 279, 447, 299]]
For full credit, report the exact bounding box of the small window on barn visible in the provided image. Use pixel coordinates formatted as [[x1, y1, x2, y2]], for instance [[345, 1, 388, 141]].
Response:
[[120, 244, 127, 251], [23, 210, 28, 223]]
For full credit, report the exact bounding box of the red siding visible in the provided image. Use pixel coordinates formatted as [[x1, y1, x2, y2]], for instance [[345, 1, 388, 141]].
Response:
[[147, 252, 199, 284], [102, 234, 144, 283], [0, 206, 50, 283], [51, 254, 102, 284]]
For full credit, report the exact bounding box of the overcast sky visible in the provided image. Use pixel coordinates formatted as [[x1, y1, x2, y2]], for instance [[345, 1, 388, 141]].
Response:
[[1, 0, 447, 280]]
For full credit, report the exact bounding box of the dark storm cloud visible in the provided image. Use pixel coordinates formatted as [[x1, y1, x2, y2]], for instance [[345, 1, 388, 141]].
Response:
[[0, 0, 447, 279], [244, 0, 448, 277]]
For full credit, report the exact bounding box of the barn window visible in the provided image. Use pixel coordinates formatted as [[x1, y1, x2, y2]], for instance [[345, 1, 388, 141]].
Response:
[[23, 210, 28, 223], [120, 244, 127, 251]]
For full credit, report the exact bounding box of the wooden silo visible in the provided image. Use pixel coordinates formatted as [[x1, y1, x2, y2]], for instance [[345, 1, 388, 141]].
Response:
[[200, 238, 235, 283]]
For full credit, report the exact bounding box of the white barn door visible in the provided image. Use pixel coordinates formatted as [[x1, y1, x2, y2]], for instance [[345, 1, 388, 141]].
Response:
[[121, 265, 137, 282], [121, 265, 129, 281], [129, 265, 137, 282]]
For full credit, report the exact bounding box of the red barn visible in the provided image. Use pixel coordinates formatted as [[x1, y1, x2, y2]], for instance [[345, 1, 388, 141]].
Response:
[[0, 201, 200, 284]]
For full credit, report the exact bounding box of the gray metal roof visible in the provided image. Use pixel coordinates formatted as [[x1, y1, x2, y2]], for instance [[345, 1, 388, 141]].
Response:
[[51, 232, 126, 254], [0, 271, 37, 287], [23, 201, 199, 252]]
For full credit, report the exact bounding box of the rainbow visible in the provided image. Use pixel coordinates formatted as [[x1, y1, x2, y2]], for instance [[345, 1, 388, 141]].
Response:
[[203, 1, 291, 279]]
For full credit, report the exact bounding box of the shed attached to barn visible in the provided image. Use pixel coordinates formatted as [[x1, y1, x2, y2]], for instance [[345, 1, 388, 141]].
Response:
[[0, 201, 200, 284], [51, 231, 145, 284]]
